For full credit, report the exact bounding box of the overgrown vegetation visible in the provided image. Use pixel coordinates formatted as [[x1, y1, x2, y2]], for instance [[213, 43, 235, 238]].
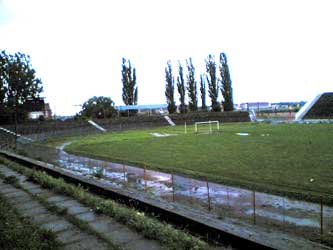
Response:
[[0, 193, 61, 250], [0, 157, 213, 250]]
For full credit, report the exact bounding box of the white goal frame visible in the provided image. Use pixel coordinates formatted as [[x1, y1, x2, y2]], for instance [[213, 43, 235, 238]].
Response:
[[194, 120, 220, 133]]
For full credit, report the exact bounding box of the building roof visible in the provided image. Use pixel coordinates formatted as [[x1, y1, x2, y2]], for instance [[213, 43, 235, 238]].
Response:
[[303, 92, 333, 119], [117, 104, 167, 111], [240, 102, 270, 106]]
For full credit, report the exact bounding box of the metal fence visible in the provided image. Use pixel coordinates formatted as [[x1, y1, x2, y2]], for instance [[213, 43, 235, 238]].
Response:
[[1, 111, 250, 141], [4, 141, 331, 246]]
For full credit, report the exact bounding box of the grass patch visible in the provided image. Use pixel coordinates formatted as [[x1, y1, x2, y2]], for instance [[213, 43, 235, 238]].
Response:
[[0, 156, 215, 250], [0, 193, 61, 250], [62, 123, 333, 201]]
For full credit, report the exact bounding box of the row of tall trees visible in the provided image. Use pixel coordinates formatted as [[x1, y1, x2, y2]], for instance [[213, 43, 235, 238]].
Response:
[[80, 54, 233, 119], [165, 53, 233, 113], [102, 54, 232, 117]]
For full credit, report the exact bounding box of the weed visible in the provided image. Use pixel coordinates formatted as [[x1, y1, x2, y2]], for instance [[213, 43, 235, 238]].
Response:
[[3, 175, 19, 185]]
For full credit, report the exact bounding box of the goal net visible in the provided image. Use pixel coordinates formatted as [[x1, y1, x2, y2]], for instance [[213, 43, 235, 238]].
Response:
[[194, 121, 220, 133]]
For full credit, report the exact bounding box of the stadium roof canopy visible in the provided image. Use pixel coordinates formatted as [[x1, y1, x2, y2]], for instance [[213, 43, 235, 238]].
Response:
[[295, 92, 333, 120], [117, 104, 167, 111]]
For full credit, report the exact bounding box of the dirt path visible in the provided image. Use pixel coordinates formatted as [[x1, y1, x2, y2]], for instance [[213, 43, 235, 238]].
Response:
[[0, 164, 161, 250]]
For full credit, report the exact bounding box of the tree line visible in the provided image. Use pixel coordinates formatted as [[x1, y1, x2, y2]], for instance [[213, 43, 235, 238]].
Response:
[[117, 52, 234, 118], [118, 53, 234, 117], [1, 49, 234, 122], [165, 53, 234, 114]]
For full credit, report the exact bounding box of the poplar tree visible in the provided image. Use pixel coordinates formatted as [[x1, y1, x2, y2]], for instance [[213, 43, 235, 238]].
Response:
[[186, 58, 197, 112], [205, 54, 220, 111], [176, 62, 186, 113], [200, 74, 207, 111], [0, 53, 6, 106], [165, 61, 176, 114], [121, 58, 138, 106], [219, 52, 234, 111]]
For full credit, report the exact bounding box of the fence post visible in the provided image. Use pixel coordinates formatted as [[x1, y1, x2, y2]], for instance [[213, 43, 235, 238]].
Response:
[[253, 190, 256, 224], [282, 197, 285, 232], [123, 164, 126, 182], [67, 154, 71, 167], [88, 158, 92, 171], [184, 122, 187, 134], [206, 177, 211, 211], [78, 156, 82, 168], [320, 196, 323, 237], [70, 154, 74, 167], [190, 180, 193, 204], [144, 164, 147, 191], [171, 174, 175, 202]]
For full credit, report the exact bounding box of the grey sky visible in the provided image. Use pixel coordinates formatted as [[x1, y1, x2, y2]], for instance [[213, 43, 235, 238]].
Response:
[[0, 0, 332, 115]]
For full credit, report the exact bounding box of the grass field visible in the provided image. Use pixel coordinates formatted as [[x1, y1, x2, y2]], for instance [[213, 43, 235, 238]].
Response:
[[58, 122, 333, 199]]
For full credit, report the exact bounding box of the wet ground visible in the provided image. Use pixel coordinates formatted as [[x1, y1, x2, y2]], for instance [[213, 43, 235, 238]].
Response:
[[18, 142, 333, 244]]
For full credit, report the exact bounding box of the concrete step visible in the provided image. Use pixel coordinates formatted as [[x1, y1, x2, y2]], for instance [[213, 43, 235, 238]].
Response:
[[0, 164, 164, 250]]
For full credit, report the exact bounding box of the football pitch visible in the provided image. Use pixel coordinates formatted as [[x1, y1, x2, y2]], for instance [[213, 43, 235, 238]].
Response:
[[63, 122, 333, 198]]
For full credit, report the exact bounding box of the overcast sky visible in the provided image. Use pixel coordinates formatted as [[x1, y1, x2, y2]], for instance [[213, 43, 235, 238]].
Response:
[[1, 0, 332, 115]]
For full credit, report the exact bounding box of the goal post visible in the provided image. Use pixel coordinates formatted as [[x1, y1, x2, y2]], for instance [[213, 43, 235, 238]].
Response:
[[194, 120, 220, 133]]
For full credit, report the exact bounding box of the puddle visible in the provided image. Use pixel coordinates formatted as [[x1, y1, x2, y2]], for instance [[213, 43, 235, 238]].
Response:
[[150, 132, 176, 137], [236, 133, 249, 136], [245, 209, 320, 228]]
